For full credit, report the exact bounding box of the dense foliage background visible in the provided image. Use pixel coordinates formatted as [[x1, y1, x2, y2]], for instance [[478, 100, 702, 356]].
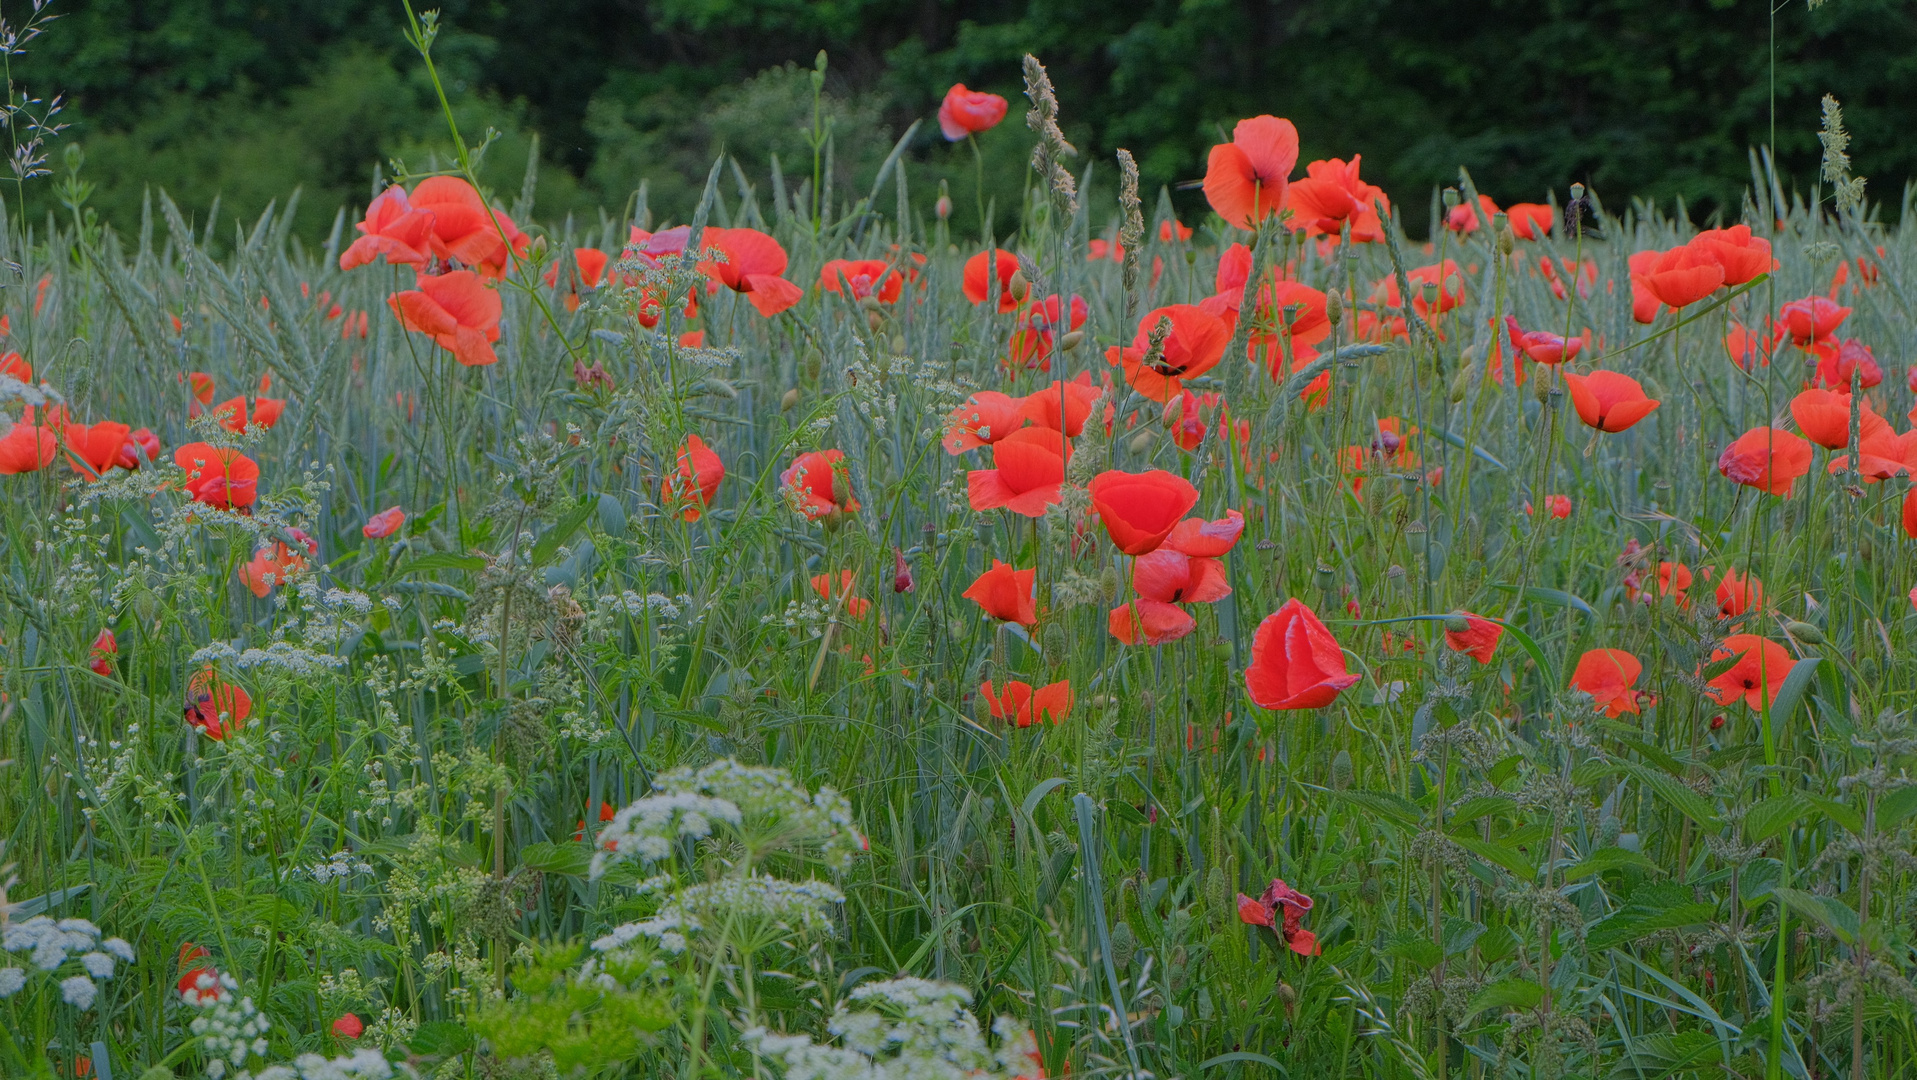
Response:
[[13, 0, 1917, 238]]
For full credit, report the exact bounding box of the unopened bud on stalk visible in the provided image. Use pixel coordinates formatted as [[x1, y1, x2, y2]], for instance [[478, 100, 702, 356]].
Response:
[[1061, 330, 1084, 351], [1785, 621, 1826, 644], [1042, 622, 1068, 660], [1444, 613, 1471, 633], [1129, 429, 1156, 455], [781, 387, 801, 411], [1007, 269, 1031, 301], [1325, 289, 1343, 327], [858, 295, 882, 311], [866, 310, 884, 332], [889, 334, 906, 355], [1450, 363, 1478, 402], [1329, 749, 1353, 790], [936, 195, 952, 220]]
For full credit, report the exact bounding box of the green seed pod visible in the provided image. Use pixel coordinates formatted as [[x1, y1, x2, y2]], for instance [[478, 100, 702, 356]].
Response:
[[1210, 638, 1234, 660], [1785, 621, 1826, 644], [1314, 563, 1336, 588], [1442, 187, 1461, 208]]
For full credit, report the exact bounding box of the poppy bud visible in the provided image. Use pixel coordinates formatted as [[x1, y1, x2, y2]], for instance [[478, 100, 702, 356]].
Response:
[[1100, 566, 1122, 597], [1709, 714, 1726, 731], [858, 294, 882, 312], [1450, 363, 1478, 402], [866, 310, 885, 332], [1129, 429, 1155, 454], [936, 195, 953, 220], [1784, 620, 1825, 644], [892, 548, 914, 593], [1325, 289, 1343, 327], [1042, 621, 1067, 660], [1329, 749, 1352, 790], [781, 387, 801, 412], [1061, 330, 1084, 352], [1007, 269, 1030, 301], [889, 335, 906, 355], [1444, 613, 1471, 633]]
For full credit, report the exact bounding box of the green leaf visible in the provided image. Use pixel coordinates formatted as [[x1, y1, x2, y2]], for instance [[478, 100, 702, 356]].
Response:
[[1022, 777, 1069, 820], [1465, 978, 1543, 1017], [1199, 1052, 1286, 1072], [1586, 883, 1716, 952], [531, 498, 596, 567], [1429, 426, 1506, 470], [1323, 788, 1421, 830], [1809, 795, 1864, 836], [1876, 785, 1917, 828], [408, 1020, 474, 1058], [518, 841, 592, 877], [1772, 887, 1858, 944], [1766, 657, 1825, 728], [1490, 582, 1594, 616], [1744, 794, 1814, 844], [1452, 835, 1537, 878], [1618, 761, 1718, 828], [10, 884, 88, 918], [1562, 846, 1662, 882], [1446, 795, 1515, 827], [395, 552, 486, 576], [1384, 931, 1444, 971]]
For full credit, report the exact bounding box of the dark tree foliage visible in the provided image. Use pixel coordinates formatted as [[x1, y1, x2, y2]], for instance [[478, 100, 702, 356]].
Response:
[[11, 0, 1914, 233]]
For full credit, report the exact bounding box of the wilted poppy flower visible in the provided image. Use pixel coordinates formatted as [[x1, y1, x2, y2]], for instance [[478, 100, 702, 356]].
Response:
[[1442, 612, 1502, 663], [1505, 203, 1555, 240], [1203, 115, 1299, 230], [1690, 225, 1773, 285], [1283, 156, 1387, 242], [1815, 338, 1882, 390], [1017, 373, 1103, 437], [363, 506, 405, 539], [1717, 427, 1812, 495], [409, 176, 528, 277], [0, 408, 55, 474], [1570, 649, 1644, 717], [1714, 567, 1763, 618], [892, 548, 914, 594], [780, 449, 859, 521], [1564, 370, 1659, 432], [389, 270, 503, 367], [967, 426, 1068, 517], [1089, 469, 1200, 555], [542, 248, 610, 312], [1245, 598, 1360, 710], [1626, 250, 1664, 324], [662, 435, 725, 522], [333, 1014, 364, 1040], [1790, 388, 1886, 449], [1704, 634, 1794, 710], [1504, 316, 1585, 365], [176, 944, 216, 997], [173, 443, 260, 510], [963, 559, 1037, 626], [339, 186, 436, 270], [810, 570, 873, 619], [1640, 244, 1725, 308], [979, 678, 1072, 727], [962, 249, 1023, 311], [1237, 879, 1320, 956], [1778, 295, 1850, 346], [240, 529, 317, 598], [1108, 600, 1197, 645], [938, 84, 1009, 140], [184, 667, 252, 740], [697, 227, 804, 317], [1108, 304, 1229, 402], [88, 628, 116, 678], [819, 259, 903, 303], [944, 391, 1027, 453]]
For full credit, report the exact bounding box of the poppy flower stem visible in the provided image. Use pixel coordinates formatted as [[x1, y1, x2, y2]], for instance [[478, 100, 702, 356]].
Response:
[[968, 133, 989, 243]]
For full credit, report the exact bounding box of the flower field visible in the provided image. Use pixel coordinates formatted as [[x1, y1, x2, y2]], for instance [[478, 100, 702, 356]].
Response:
[[3, 29, 1917, 1080]]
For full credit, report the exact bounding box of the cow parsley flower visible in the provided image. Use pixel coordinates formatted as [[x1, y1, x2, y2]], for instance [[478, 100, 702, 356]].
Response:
[[0, 968, 23, 997], [750, 977, 1039, 1080], [60, 974, 98, 1009]]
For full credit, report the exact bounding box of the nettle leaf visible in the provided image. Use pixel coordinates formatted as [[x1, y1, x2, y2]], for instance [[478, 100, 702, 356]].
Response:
[[1447, 795, 1515, 829], [1772, 888, 1859, 944], [1465, 978, 1543, 1018], [1619, 762, 1718, 828], [1586, 883, 1716, 953], [1809, 796, 1864, 837], [519, 841, 593, 877], [1452, 835, 1536, 878], [1876, 785, 1917, 829], [1561, 846, 1662, 882], [1323, 788, 1421, 830], [395, 552, 487, 575], [1384, 930, 1443, 971], [531, 497, 597, 566], [1743, 794, 1814, 844]]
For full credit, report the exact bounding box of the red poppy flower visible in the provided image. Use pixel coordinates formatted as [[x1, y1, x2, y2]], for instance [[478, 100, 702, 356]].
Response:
[[1626, 250, 1664, 324], [176, 943, 217, 997], [1245, 598, 1360, 711], [962, 249, 1022, 311], [1445, 193, 1499, 233], [0, 352, 31, 382], [363, 506, 405, 539], [1791, 388, 1886, 449], [1538, 256, 1598, 301], [389, 270, 503, 367], [185, 667, 252, 740], [1627, 561, 1692, 608], [339, 186, 437, 270], [56, 418, 133, 479], [1203, 115, 1299, 230], [1238, 281, 1331, 375], [1237, 879, 1320, 955], [1088, 469, 1200, 555], [1904, 488, 1917, 540], [1778, 296, 1850, 347], [0, 408, 55, 474], [810, 570, 873, 619], [1504, 203, 1555, 240], [542, 248, 611, 312], [173, 442, 261, 509], [1640, 244, 1725, 308], [1690, 225, 1773, 286], [1717, 427, 1813, 495], [1714, 567, 1763, 618], [1374, 261, 1466, 319], [819, 259, 903, 303], [1165, 510, 1245, 557], [1087, 237, 1123, 262], [1504, 316, 1585, 365], [1006, 294, 1088, 370], [663, 435, 725, 522], [1815, 338, 1882, 390], [1134, 548, 1231, 604], [88, 628, 116, 678], [1544, 494, 1571, 518], [963, 560, 1037, 625], [944, 391, 1027, 454], [967, 426, 1069, 517], [1704, 634, 1794, 711], [333, 1014, 364, 1040], [1017, 373, 1103, 437], [979, 678, 1072, 727], [938, 84, 1009, 140], [1564, 370, 1659, 432], [1569, 649, 1644, 717], [697, 227, 804, 317], [1161, 390, 1214, 452], [1725, 321, 1779, 368], [1442, 612, 1502, 663], [1282, 156, 1387, 242], [1108, 600, 1196, 645], [240, 529, 316, 598], [1107, 304, 1229, 402], [409, 176, 528, 277], [780, 450, 860, 521]]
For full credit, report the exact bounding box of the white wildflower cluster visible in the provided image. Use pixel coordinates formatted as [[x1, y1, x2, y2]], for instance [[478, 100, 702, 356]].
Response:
[[662, 759, 867, 870], [302, 850, 375, 886], [249, 1049, 397, 1080], [233, 641, 348, 675], [184, 972, 273, 1077], [599, 590, 688, 621], [762, 597, 831, 639], [190, 642, 244, 666], [592, 911, 697, 957], [590, 792, 743, 877], [751, 977, 1039, 1080], [0, 916, 134, 1010], [671, 874, 844, 938]]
